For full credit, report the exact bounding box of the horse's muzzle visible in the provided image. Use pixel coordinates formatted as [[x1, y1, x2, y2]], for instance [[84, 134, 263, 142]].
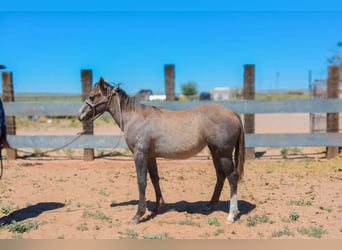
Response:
[[78, 103, 91, 121]]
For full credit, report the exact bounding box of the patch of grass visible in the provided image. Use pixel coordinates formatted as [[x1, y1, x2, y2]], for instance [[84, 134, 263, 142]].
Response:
[[206, 217, 220, 226], [289, 199, 312, 206], [33, 148, 42, 155], [199, 231, 211, 238], [69, 118, 79, 128], [76, 222, 89, 231], [280, 147, 303, 159], [289, 210, 299, 221], [4, 220, 40, 234], [290, 147, 302, 155], [213, 228, 225, 236], [98, 189, 109, 196], [1, 204, 14, 215], [63, 148, 74, 157], [246, 212, 272, 227], [83, 209, 112, 221], [272, 225, 295, 238], [297, 226, 327, 238], [96, 149, 106, 157], [143, 232, 173, 239], [119, 229, 139, 239], [179, 218, 200, 227], [281, 148, 288, 159]]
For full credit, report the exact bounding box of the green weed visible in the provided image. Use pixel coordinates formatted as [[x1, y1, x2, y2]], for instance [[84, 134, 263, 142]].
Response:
[[206, 217, 220, 226], [213, 228, 225, 236], [69, 118, 79, 128], [1, 204, 14, 215], [297, 226, 327, 238], [289, 210, 299, 221], [289, 199, 312, 206], [83, 209, 112, 221], [272, 225, 294, 238], [281, 148, 288, 159], [179, 218, 200, 227], [246, 212, 272, 227], [5, 220, 40, 233], [76, 222, 89, 231], [119, 229, 138, 239], [143, 232, 173, 239]]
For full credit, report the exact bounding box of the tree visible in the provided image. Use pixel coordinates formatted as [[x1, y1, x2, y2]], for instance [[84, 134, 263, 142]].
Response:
[[328, 42, 342, 68], [181, 81, 198, 98]]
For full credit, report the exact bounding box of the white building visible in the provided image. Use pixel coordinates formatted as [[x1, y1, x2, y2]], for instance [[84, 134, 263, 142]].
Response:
[[210, 87, 232, 101]]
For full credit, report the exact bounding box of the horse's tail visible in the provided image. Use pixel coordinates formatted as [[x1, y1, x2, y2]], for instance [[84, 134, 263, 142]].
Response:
[[234, 113, 245, 182]]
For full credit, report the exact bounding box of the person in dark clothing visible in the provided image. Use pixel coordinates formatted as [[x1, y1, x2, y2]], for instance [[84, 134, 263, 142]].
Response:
[[0, 98, 9, 149]]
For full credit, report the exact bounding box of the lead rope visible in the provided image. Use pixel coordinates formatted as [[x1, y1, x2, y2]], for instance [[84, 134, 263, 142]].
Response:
[[12, 131, 85, 157], [118, 96, 124, 132]]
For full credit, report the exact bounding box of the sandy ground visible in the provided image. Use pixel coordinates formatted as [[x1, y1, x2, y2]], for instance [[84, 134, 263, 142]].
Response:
[[0, 155, 341, 239], [0, 113, 341, 239]]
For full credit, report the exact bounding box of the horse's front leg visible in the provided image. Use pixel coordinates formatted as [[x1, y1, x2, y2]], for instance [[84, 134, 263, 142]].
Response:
[[148, 158, 164, 212], [131, 151, 148, 224]]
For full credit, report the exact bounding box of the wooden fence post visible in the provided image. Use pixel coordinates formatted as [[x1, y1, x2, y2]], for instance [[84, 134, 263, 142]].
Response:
[[326, 65, 340, 159], [2, 71, 17, 160], [243, 64, 255, 159], [164, 64, 175, 101], [81, 69, 94, 161]]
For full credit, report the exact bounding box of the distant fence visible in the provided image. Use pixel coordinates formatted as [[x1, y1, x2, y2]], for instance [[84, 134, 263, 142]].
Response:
[[2, 65, 341, 160]]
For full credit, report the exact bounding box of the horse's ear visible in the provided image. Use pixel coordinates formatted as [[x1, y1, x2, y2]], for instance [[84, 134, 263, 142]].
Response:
[[99, 77, 105, 85], [98, 77, 108, 94]]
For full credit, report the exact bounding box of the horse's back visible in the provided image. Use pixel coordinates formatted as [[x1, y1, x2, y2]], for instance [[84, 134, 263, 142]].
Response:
[[194, 103, 242, 148], [147, 103, 241, 158]]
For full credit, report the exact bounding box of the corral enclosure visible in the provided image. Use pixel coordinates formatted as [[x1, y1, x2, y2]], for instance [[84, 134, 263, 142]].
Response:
[[0, 65, 341, 239], [1, 65, 342, 160]]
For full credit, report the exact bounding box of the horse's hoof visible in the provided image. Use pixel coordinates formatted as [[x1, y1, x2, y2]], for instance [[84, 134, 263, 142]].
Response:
[[226, 214, 235, 222], [131, 218, 139, 225], [156, 199, 165, 212], [227, 210, 239, 222], [131, 215, 140, 225]]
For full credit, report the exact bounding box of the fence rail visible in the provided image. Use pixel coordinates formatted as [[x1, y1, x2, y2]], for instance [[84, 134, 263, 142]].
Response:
[[4, 99, 342, 149], [4, 99, 342, 116]]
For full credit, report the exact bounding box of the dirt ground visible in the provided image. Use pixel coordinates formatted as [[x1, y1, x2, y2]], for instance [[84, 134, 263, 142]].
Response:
[[0, 114, 341, 239]]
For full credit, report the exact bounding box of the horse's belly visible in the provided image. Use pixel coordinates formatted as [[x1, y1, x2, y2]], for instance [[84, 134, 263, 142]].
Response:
[[154, 136, 205, 159]]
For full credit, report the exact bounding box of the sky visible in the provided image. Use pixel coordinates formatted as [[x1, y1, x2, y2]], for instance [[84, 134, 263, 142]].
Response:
[[1, 1, 342, 95]]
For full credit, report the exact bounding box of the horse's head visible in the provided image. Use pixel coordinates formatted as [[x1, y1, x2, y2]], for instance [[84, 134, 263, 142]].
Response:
[[78, 77, 119, 121]]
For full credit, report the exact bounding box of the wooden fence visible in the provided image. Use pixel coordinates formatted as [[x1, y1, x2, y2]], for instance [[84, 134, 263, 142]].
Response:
[[4, 99, 342, 148], [2, 65, 341, 160]]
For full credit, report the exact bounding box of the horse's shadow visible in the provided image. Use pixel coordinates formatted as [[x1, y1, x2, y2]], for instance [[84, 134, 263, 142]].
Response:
[[111, 199, 256, 221], [0, 202, 65, 225]]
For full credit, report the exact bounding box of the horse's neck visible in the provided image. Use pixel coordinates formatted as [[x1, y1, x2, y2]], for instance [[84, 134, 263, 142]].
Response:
[[108, 94, 139, 131]]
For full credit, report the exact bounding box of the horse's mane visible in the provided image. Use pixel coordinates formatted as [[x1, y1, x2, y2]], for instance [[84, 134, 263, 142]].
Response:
[[116, 86, 161, 114]]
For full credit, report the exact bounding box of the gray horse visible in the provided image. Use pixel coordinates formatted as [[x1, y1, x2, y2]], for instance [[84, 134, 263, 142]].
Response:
[[78, 77, 245, 224]]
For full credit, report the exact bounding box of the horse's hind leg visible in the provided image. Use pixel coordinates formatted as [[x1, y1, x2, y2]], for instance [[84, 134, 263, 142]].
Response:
[[207, 154, 226, 210], [227, 168, 239, 221], [207, 146, 229, 210], [148, 158, 164, 212], [208, 146, 239, 221]]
